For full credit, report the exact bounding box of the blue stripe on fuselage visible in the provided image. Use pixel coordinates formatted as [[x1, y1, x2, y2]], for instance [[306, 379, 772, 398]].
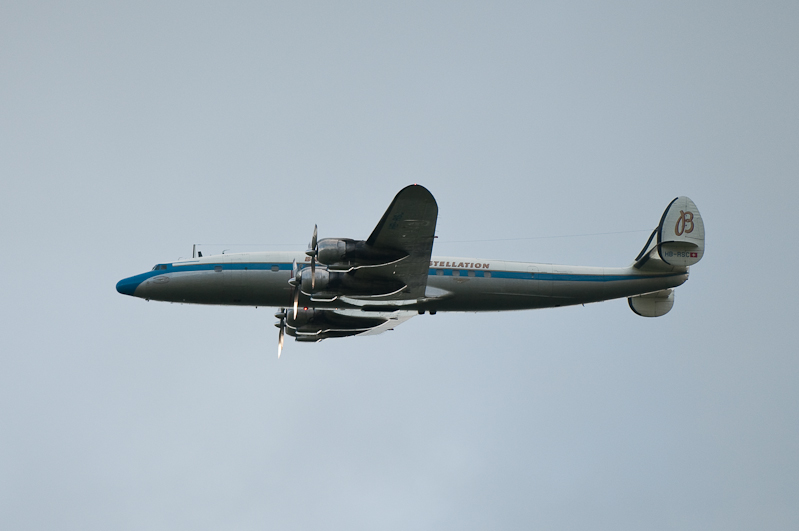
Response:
[[426, 268, 681, 282], [116, 261, 681, 297]]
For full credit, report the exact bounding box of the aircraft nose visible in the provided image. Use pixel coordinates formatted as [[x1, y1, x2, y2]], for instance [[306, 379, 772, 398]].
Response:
[[116, 276, 140, 296]]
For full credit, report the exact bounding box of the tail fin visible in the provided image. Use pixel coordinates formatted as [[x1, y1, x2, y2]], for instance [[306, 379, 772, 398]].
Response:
[[635, 196, 705, 269]]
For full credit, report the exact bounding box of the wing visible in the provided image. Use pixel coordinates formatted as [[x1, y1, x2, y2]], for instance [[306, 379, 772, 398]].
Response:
[[354, 185, 438, 299], [343, 309, 416, 336], [287, 309, 416, 342]]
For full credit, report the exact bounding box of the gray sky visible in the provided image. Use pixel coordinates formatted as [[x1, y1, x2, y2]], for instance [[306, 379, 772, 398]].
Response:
[[1, 1, 797, 529]]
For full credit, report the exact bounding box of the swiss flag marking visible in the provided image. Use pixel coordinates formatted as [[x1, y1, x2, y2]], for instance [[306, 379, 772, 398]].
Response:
[[690, 252, 698, 257]]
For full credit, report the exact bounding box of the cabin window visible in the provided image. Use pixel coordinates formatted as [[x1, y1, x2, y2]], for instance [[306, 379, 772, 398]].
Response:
[[485, 271, 491, 278], [468, 270, 475, 277], [271, 265, 279, 272], [214, 265, 223, 272], [452, 270, 460, 277], [436, 269, 444, 276]]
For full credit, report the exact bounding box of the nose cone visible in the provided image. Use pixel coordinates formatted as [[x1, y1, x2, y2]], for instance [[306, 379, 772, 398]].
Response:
[[116, 276, 141, 296]]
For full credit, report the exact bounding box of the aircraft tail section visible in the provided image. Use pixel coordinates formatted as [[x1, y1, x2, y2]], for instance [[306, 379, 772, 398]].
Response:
[[634, 196, 705, 270]]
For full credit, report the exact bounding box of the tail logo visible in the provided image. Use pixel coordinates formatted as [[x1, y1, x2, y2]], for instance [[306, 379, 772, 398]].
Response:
[[675, 211, 695, 236]]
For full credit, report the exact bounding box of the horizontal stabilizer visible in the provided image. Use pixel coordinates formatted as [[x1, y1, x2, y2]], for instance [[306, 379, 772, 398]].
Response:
[[629, 289, 674, 317]]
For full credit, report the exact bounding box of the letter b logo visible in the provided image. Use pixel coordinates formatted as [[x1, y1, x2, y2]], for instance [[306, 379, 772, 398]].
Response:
[[675, 211, 694, 236]]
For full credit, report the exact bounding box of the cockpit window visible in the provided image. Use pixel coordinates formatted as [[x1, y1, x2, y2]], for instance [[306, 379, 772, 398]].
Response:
[[152, 264, 167, 271]]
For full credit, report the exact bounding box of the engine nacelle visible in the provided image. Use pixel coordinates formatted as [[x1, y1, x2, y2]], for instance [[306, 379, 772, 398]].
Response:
[[316, 238, 406, 267], [287, 308, 316, 327], [297, 266, 404, 297], [285, 309, 387, 340], [317, 239, 348, 265], [300, 267, 329, 293]]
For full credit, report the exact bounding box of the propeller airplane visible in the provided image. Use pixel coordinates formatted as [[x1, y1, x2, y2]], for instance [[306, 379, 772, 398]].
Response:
[[117, 185, 705, 357]]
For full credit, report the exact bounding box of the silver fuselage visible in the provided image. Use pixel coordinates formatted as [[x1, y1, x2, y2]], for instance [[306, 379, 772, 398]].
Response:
[[117, 252, 688, 312]]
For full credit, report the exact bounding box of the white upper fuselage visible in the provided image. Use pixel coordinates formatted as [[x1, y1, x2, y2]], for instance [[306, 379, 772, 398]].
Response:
[[116, 251, 689, 312]]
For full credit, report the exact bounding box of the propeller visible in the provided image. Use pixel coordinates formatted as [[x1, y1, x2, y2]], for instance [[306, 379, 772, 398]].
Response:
[[287, 259, 301, 319], [306, 224, 318, 289], [275, 308, 286, 358]]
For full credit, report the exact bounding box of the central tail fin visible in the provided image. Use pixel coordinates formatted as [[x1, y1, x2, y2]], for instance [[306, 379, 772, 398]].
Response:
[[634, 196, 705, 270]]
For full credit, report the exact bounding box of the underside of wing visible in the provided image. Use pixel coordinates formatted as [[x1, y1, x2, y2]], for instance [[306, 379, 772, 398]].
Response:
[[341, 309, 416, 336], [285, 308, 416, 342]]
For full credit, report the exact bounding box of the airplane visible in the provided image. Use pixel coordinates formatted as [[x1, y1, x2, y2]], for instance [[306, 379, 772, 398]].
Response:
[[116, 185, 705, 357]]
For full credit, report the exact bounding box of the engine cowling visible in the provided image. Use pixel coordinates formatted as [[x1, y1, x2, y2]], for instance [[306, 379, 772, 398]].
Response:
[[317, 239, 348, 265], [316, 238, 406, 267], [300, 267, 329, 293], [296, 265, 404, 297], [285, 309, 388, 339]]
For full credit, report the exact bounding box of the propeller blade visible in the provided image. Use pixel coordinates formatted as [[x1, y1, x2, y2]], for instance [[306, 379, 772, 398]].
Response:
[[293, 287, 299, 319], [276, 307, 286, 359], [305, 225, 318, 258], [278, 324, 284, 359], [311, 224, 317, 251], [309, 227, 318, 289]]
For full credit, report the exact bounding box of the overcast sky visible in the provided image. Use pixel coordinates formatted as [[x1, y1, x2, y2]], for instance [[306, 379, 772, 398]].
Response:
[[1, 1, 798, 530]]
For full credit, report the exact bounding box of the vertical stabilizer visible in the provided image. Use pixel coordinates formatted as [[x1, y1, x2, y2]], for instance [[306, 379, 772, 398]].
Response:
[[656, 197, 705, 266]]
